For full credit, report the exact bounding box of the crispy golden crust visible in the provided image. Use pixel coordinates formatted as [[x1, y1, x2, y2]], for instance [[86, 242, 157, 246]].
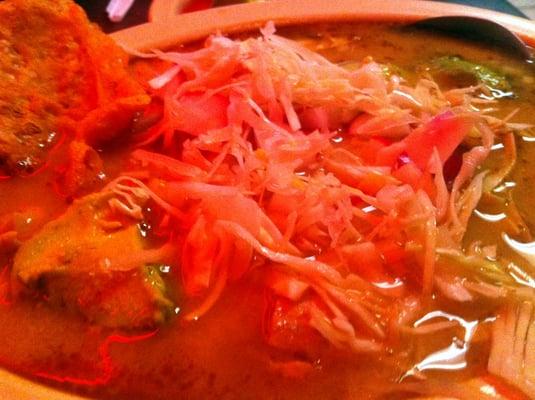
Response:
[[0, 0, 148, 175]]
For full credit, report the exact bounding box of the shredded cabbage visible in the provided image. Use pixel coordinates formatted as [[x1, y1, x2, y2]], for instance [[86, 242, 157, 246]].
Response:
[[107, 23, 531, 354]]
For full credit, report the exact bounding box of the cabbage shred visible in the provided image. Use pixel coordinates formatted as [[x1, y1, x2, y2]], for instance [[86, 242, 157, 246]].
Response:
[[108, 24, 525, 356]]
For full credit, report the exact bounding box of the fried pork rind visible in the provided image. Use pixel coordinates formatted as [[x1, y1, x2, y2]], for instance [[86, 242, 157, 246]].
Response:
[[0, 0, 149, 175]]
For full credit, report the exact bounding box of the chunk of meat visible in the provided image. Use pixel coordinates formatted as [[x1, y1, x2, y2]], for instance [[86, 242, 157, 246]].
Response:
[[0, 0, 149, 175], [57, 141, 105, 198], [44, 265, 173, 329], [264, 295, 325, 359], [0, 207, 46, 257], [12, 191, 174, 329]]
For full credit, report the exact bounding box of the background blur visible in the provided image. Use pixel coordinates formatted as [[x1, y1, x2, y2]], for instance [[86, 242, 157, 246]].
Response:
[[510, 0, 535, 18], [76, 0, 535, 33]]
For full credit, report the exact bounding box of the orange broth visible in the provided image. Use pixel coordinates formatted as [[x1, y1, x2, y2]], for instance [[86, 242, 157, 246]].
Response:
[[0, 22, 534, 399]]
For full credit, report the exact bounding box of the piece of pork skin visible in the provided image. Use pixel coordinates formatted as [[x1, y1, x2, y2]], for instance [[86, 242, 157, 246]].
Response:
[[0, 0, 148, 175]]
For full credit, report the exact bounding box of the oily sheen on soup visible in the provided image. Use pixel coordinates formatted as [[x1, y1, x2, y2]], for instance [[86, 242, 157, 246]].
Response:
[[1, 1, 535, 399]]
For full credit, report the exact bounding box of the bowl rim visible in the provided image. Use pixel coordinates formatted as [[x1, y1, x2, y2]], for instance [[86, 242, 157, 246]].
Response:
[[0, 368, 88, 400], [110, 0, 535, 51], [5, 1, 535, 399]]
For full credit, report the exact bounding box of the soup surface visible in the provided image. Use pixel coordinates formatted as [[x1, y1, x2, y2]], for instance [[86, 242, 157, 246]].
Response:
[[1, 2, 535, 399]]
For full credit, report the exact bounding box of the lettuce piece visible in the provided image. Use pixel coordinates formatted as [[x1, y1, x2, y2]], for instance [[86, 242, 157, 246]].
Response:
[[436, 248, 513, 285], [432, 55, 512, 96]]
